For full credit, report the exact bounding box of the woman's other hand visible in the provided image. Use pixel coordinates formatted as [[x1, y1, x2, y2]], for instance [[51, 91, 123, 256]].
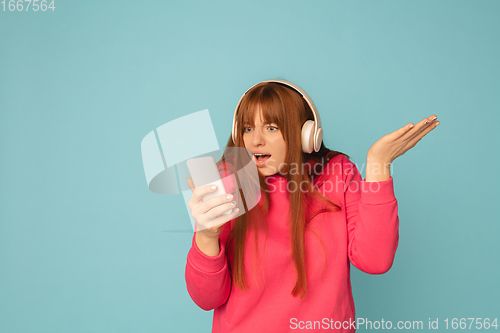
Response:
[[367, 115, 440, 164], [186, 178, 239, 238]]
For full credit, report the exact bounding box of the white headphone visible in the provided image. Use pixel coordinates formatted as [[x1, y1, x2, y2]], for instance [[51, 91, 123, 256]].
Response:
[[231, 79, 323, 154]]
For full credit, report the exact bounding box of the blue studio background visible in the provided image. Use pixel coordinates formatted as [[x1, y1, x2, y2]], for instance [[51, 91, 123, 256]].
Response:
[[1, 0, 499, 332]]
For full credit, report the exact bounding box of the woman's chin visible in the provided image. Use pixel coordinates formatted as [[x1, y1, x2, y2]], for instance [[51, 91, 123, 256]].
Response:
[[258, 167, 278, 177]]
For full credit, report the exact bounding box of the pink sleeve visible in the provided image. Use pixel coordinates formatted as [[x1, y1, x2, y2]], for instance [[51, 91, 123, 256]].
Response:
[[185, 234, 232, 311], [343, 157, 400, 274]]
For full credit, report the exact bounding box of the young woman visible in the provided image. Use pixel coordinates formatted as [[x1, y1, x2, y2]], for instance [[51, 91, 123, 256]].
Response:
[[185, 80, 439, 332]]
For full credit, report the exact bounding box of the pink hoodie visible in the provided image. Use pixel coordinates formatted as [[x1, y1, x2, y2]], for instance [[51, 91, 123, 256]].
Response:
[[185, 154, 399, 332]]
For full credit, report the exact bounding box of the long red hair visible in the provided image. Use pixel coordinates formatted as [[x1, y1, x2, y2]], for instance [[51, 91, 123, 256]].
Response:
[[219, 81, 349, 299]]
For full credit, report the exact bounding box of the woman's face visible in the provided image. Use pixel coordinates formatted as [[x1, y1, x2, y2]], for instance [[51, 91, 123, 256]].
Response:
[[242, 108, 287, 176]]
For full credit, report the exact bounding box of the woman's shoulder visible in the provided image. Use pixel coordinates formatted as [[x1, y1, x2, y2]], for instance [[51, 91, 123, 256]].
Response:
[[320, 152, 353, 175], [306, 153, 342, 184], [307, 152, 361, 190], [326, 152, 347, 165]]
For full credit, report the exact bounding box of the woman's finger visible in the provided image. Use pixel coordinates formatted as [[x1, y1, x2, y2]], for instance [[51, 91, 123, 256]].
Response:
[[401, 116, 437, 142], [390, 122, 416, 141], [410, 119, 439, 143], [199, 193, 234, 215], [203, 209, 239, 230], [191, 184, 218, 206], [206, 202, 237, 220], [401, 119, 440, 155]]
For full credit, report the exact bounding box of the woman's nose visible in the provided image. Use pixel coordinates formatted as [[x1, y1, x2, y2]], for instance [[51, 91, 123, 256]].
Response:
[[251, 128, 265, 146]]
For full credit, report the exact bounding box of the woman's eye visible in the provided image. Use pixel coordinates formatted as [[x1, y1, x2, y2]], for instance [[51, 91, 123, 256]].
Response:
[[243, 126, 278, 133]]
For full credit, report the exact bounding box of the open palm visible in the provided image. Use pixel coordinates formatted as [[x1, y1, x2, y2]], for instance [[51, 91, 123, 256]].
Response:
[[368, 115, 440, 163]]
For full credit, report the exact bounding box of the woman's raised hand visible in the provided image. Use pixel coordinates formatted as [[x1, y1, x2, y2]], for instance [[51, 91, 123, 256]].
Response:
[[186, 177, 239, 238], [367, 115, 440, 163]]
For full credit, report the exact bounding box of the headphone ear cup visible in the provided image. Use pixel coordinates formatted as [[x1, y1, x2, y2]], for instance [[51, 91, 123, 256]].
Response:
[[301, 120, 315, 154], [314, 127, 323, 152]]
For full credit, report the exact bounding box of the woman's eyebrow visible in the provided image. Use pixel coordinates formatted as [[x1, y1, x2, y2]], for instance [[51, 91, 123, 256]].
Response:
[[243, 122, 274, 126]]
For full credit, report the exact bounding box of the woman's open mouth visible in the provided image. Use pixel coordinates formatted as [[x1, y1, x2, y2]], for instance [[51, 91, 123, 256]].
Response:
[[254, 153, 271, 167]]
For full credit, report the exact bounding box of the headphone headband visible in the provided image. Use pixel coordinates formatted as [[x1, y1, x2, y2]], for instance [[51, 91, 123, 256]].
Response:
[[231, 79, 323, 152]]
